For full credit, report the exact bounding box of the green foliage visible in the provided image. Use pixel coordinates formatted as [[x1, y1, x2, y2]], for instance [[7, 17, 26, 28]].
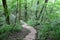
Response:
[[27, 19, 37, 26], [37, 0, 60, 40], [26, 0, 60, 40], [0, 24, 12, 40], [0, 0, 60, 40], [0, 23, 22, 40], [38, 22, 60, 40], [11, 23, 22, 32]]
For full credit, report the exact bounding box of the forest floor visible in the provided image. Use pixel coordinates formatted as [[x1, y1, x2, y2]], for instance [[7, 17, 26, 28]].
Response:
[[8, 28, 30, 40], [8, 20, 37, 40]]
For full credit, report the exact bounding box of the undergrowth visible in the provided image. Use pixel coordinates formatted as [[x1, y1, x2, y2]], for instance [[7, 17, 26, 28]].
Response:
[[0, 23, 22, 40]]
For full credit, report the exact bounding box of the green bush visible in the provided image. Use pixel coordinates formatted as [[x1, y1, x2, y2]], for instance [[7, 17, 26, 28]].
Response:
[[27, 19, 37, 26], [38, 23, 60, 40], [0, 33, 8, 40], [11, 23, 22, 32], [0, 23, 22, 40]]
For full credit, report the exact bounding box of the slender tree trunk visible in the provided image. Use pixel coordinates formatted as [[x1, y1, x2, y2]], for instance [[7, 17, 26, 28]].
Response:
[[2, 0, 10, 24], [15, 0, 19, 23], [45, 0, 48, 3], [35, 0, 40, 26], [25, 0, 27, 21], [16, 0, 21, 22], [19, 0, 21, 21], [50, 0, 55, 13], [37, 0, 48, 20], [36, 0, 39, 19]]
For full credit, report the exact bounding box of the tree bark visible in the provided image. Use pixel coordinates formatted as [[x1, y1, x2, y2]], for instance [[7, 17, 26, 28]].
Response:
[[19, 0, 21, 20], [25, 0, 27, 21], [36, 0, 39, 19], [2, 0, 10, 24]]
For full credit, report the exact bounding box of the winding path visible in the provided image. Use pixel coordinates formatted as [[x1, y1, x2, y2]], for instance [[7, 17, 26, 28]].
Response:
[[20, 20, 37, 40]]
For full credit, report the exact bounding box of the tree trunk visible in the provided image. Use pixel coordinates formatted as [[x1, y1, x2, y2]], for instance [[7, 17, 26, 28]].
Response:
[[37, 0, 48, 20], [25, 0, 27, 21], [19, 0, 21, 21], [36, 0, 39, 19], [2, 0, 10, 24], [35, 0, 39, 26]]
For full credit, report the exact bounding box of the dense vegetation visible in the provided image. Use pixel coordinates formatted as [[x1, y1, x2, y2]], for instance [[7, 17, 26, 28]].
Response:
[[0, 0, 60, 40]]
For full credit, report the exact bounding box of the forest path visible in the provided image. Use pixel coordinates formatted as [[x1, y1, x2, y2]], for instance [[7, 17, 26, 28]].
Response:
[[20, 20, 37, 40]]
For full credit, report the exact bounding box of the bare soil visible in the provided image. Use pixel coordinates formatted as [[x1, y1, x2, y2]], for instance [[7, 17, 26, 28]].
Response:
[[8, 28, 30, 40]]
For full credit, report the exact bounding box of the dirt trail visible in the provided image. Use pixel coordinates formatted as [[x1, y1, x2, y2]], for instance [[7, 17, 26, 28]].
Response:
[[20, 20, 37, 40]]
